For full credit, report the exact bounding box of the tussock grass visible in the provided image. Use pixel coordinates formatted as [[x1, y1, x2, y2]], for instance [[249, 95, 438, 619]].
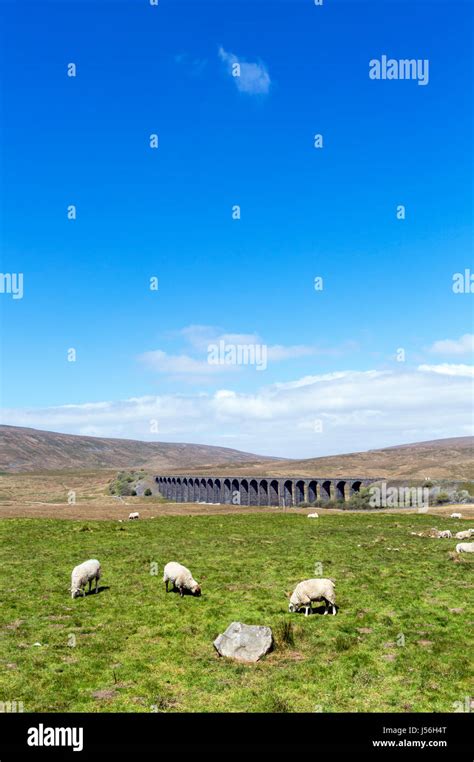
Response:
[[0, 513, 472, 713]]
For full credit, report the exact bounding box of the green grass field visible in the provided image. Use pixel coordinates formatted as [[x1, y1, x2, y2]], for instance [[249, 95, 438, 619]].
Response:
[[1, 513, 472, 713]]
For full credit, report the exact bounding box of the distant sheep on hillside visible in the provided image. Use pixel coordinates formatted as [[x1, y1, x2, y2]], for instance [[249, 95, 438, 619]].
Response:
[[455, 529, 474, 540], [456, 542, 474, 554]]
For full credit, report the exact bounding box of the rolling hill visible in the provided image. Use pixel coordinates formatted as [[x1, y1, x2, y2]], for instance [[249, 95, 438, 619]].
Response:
[[0, 425, 277, 473], [175, 437, 474, 480], [0, 426, 472, 480]]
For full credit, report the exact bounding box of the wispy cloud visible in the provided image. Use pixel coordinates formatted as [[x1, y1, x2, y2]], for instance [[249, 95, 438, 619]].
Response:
[[139, 349, 240, 377], [138, 325, 356, 379], [427, 334, 474, 356], [218, 46, 271, 95]]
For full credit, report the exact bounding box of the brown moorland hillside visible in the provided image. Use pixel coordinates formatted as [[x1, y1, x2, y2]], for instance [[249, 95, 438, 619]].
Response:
[[0, 426, 472, 480], [0, 425, 278, 473], [171, 437, 474, 480]]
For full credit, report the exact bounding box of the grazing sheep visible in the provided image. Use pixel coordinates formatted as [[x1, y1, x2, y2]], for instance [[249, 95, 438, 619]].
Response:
[[456, 542, 474, 554], [128, 512, 140, 520], [451, 513, 462, 519], [163, 561, 201, 597], [437, 530, 452, 539], [71, 559, 101, 599], [289, 578, 336, 616], [307, 513, 319, 518], [455, 529, 474, 540]]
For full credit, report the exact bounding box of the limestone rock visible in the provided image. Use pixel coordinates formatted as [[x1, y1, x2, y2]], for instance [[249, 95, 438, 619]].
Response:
[[214, 621, 273, 663]]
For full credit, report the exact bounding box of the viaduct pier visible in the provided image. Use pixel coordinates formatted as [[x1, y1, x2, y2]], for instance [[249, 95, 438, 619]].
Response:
[[155, 475, 378, 507]]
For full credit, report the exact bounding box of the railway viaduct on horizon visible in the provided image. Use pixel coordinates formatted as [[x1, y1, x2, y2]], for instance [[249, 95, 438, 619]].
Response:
[[155, 475, 378, 507]]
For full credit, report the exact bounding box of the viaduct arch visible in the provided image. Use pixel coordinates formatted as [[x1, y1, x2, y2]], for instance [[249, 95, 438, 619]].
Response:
[[154, 475, 376, 507]]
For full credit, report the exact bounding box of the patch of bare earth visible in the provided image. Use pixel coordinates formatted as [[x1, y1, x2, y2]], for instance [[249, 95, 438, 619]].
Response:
[[91, 689, 118, 701]]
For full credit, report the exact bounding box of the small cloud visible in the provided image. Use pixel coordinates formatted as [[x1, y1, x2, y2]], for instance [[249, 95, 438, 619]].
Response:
[[139, 349, 238, 377], [218, 46, 271, 95], [428, 334, 474, 355]]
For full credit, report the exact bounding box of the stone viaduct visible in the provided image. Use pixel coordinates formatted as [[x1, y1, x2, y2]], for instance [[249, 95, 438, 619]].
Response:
[[155, 475, 377, 507]]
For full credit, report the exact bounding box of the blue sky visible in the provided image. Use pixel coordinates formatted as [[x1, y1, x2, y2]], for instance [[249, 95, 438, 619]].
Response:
[[0, 0, 472, 457]]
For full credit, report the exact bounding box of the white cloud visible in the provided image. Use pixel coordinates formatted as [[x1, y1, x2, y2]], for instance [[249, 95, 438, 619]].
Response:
[[428, 334, 474, 355], [418, 363, 474, 377], [3, 366, 472, 458], [140, 325, 357, 378], [218, 46, 271, 95], [139, 349, 239, 376], [177, 325, 223, 350], [273, 370, 377, 391], [139, 343, 327, 377]]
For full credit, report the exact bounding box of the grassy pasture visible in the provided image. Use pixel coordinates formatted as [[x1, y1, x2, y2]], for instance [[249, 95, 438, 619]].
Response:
[[0, 512, 472, 713]]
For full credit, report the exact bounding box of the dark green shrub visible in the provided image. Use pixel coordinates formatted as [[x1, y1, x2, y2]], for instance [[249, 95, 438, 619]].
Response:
[[108, 470, 143, 497]]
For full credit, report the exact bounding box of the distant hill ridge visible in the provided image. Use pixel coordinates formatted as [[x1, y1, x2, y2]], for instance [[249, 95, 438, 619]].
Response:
[[168, 436, 474, 480], [0, 426, 472, 479], [0, 425, 277, 473]]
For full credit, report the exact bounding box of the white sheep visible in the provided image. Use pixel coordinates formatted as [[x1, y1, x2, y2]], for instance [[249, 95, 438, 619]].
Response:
[[456, 542, 474, 553], [450, 513, 462, 519], [128, 512, 140, 520], [163, 561, 201, 597], [289, 578, 336, 616], [307, 513, 319, 518], [455, 529, 474, 540], [437, 530, 452, 539], [71, 559, 101, 599]]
